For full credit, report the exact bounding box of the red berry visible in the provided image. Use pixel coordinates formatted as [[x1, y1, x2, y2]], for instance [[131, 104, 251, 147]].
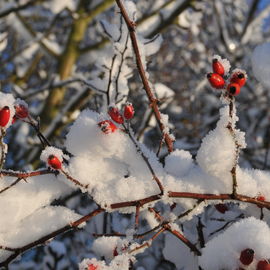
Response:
[[88, 264, 98, 270], [257, 195, 265, 202], [98, 120, 117, 134], [240, 248, 254, 265], [12, 116, 17, 124], [123, 103, 134, 120], [113, 247, 118, 257], [257, 260, 270, 270], [0, 106, 10, 127], [215, 203, 228, 214], [15, 104, 28, 119], [212, 58, 225, 76], [207, 73, 225, 89], [48, 155, 62, 170], [230, 72, 246, 87], [227, 83, 241, 96], [108, 107, 124, 124]]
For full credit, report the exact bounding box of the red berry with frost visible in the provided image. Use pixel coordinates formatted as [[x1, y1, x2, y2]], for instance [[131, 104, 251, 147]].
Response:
[[230, 72, 246, 87], [88, 264, 98, 270], [212, 58, 225, 76], [227, 83, 241, 96], [48, 155, 62, 170], [123, 103, 134, 120], [98, 120, 117, 134], [113, 247, 118, 257], [108, 106, 124, 124], [12, 116, 17, 124], [240, 248, 254, 265], [257, 195, 265, 201], [215, 204, 228, 214], [207, 73, 225, 89], [0, 106, 10, 127], [15, 104, 28, 119], [257, 260, 270, 270], [88, 264, 97, 270]]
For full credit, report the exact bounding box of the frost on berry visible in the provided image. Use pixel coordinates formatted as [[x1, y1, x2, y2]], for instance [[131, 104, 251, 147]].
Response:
[[212, 54, 231, 75], [14, 99, 29, 119], [40, 146, 64, 169]]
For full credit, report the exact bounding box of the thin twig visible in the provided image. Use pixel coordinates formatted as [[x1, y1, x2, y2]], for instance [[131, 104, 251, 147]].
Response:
[[122, 123, 164, 194], [0, 207, 104, 267], [115, 0, 174, 153]]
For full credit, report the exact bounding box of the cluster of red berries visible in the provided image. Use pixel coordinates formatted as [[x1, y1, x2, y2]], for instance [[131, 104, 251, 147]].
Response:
[[207, 57, 247, 96], [98, 103, 134, 134], [237, 248, 270, 270], [0, 103, 29, 128]]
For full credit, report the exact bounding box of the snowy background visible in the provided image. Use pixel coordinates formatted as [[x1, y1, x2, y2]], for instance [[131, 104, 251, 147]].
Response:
[[0, 0, 270, 269]]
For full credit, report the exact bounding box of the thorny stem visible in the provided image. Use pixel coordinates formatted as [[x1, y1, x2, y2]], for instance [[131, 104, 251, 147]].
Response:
[[115, 0, 174, 153], [0, 207, 104, 267], [60, 168, 89, 189], [26, 116, 51, 148], [135, 204, 140, 230], [0, 128, 6, 169], [197, 217, 205, 248], [128, 227, 166, 254], [226, 97, 241, 198], [0, 177, 24, 194], [148, 207, 201, 256], [0, 168, 53, 178], [122, 123, 164, 194]]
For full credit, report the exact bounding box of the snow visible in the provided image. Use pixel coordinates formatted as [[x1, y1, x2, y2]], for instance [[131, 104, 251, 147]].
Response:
[[40, 146, 65, 164], [252, 42, 270, 88], [163, 233, 198, 270], [197, 105, 245, 179], [199, 217, 270, 270], [0, 174, 71, 230], [164, 149, 194, 178], [65, 109, 163, 211], [43, 0, 78, 13], [154, 82, 174, 100]]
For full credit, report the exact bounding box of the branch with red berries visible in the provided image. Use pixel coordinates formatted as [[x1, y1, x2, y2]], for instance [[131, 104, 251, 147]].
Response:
[[115, 0, 174, 153]]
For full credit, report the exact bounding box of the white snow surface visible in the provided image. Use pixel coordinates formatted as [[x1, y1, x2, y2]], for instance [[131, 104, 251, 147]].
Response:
[[0, 172, 79, 262], [163, 233, 198, 270], [199, 217, 270, 270], [65, 109, 163, 211], [252, 42, 270, 88]]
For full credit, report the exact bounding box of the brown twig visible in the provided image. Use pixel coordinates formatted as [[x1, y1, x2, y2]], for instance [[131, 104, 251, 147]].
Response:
[[196, 217, 205, 248], [60, 169, 89, 189], [135, 204, 140, 230], [227, 97, 241, 197], [0, 168, 54, 178], [115, 0, 174, 153], [148, 207, 201, 256], [0, 178, 24, 194], [0, 128, 6, 169], [110, 194, 161, 209], [128, 227, 166, 254]]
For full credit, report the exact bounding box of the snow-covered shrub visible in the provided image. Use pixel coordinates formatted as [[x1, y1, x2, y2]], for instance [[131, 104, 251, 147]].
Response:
[[1, 0, 270, 269]]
